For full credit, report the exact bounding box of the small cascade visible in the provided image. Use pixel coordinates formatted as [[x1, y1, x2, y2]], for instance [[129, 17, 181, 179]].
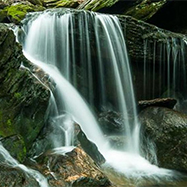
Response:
[[18, 8, 180, 182], [0, 143, 48, 187], [143, 34, 187, 107]]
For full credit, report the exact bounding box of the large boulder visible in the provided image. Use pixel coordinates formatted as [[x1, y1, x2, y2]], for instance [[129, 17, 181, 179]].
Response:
[[35, 147, 111, 187], [139, 106, 187, 171], [0, 23, 50, 161]]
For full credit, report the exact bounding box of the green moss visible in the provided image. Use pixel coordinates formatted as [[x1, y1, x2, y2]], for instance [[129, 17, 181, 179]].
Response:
[[1, 135, 27, 163], [7, 119, 12, 126], [5, 3, 44, 24], [14, 92, 22, 99], [0, 117, 15, 137], [14, 138, 27, 163]]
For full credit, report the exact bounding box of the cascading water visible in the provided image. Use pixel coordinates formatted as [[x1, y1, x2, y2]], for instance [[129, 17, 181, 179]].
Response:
[[0, 143, 48, 187], [18, 8, 180, 183], [22, 8, 139, 154], [143, 34, 187, 108]]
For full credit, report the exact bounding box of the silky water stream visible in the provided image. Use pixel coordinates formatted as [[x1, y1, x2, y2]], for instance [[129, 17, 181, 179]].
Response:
[[143, 35, 187, 113], [15, 8, 187, 186]]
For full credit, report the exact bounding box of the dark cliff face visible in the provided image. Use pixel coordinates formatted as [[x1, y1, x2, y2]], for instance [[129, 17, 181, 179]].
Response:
[[0, 23, 50, 162]]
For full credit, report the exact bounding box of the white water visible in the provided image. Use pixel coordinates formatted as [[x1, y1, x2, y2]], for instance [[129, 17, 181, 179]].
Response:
[[24, 52, 108, 153], [22, 9, 139, 153], [20, 8, 177, 181], [0, 143, 48, 187]]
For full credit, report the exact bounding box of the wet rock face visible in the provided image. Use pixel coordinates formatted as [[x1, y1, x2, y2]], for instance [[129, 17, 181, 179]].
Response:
[[36, 147, 111, 187], [1, 135, 26, 163], [28, 121, 105, 167], [139, 106, 187, 171], [0, 23, 50, 161], [0, 165, 39, 187]]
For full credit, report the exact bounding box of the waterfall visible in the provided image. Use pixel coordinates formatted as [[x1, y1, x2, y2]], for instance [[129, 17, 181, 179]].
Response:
[[22, 8, 139, 153], [20, 8, 176, 179], [143, 35, 187, 107]]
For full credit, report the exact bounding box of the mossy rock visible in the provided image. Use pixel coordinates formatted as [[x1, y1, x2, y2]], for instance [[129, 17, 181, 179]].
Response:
[[56, 0, 79, 8], [43, 0, 79, 8], [2, 2, 44, 24], [0, 23, 50, 157], [0, 9, 9, 23], [125, 0, 167, 21], [0, 164, 39, 187], [83, 0, 118, 12], [1, 135, 26, 163]]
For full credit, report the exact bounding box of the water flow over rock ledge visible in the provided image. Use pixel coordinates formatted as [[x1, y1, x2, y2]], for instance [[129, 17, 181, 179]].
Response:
[[19, 8, 186, 185], [22, 8, 139, 154]]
